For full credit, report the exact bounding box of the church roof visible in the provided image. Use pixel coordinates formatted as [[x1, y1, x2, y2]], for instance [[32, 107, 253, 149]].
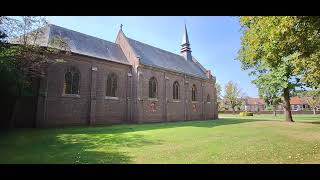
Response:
[[11, 24, 210, 79], [126, 37, 207, 78], [13, 24, 130, 65]]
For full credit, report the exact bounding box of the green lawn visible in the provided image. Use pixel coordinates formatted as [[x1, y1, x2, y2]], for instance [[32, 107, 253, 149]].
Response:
[[1, 114, 320, 164]]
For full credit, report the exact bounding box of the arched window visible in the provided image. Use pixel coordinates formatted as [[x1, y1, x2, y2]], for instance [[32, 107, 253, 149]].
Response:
[[64, 67, 80, 95], [192, 84, 197, 101], [149, 77, 157, 98], [173, 81, 180, 100], [106, 73, 117, 97], [207, 94, 210, 102]]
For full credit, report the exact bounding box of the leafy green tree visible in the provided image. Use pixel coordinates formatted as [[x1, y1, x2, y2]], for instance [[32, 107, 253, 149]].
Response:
[[237, 16, 320, 122], [224, 81, 243, 114], [257, 84, 282, 116], [0, 16, 69, 127], [300, 90, 320, 115], [215, 82, 222, 111]]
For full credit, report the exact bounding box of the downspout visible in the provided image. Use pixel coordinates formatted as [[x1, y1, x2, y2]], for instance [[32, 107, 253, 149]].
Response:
[[184, 73, 187, 120], [164, 71, 168, 122], [130, 68, 133, 123], [44, 75, 48, 127], [202, 81, 204, 120]]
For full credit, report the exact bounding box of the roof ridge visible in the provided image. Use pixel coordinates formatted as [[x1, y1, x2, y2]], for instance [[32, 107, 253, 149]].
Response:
[[126, 36, 207, 75], [126, 37, 184, 59]]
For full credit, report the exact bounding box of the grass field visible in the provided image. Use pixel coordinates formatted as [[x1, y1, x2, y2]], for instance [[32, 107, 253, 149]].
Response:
[[0, 114, 320, 164]]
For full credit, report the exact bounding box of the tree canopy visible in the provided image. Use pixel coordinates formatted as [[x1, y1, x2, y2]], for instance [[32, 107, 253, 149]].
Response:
[[223, 81, 243, 113], [237, 16, 320, 122], [0, 16, 69, 127]]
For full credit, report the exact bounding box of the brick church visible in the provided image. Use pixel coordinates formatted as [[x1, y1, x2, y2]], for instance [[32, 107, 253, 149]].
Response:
[[15, 24, 218, 127]]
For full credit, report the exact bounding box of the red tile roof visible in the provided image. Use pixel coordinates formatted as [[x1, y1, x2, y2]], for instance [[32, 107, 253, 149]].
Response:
[[290, 96, 306, 105], [242, 96, 307, 105], [246, 98, 265, 105]]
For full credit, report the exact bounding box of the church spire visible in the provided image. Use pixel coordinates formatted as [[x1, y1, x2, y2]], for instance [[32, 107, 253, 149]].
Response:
[[182, 23, 190, 46], [181, 23, 192, 61]]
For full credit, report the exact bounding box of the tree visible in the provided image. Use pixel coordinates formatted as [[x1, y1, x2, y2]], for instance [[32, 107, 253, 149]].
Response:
[[0, 16, 69, 127], [237, 16, 320, 122], [300, 90, 320, 115], [257, 85, 282, 117], [224, 81, 243, 114], [215, 82, 223, 111]]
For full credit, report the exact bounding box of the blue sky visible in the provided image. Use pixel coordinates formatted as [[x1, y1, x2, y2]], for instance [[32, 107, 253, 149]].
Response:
[[46, 16, 258, 97]]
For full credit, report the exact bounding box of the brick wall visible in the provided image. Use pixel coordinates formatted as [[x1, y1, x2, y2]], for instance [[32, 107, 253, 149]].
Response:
[[135, 65, 217, 123], [38, 54, 131, 127], [36, 53, 217, 127]]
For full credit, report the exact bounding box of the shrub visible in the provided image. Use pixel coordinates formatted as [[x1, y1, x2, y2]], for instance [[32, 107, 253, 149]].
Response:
[[240, 112, 254, 116]]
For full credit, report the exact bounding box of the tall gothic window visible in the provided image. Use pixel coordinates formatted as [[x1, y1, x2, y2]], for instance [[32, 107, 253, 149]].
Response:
[[207, 94, 210, 102], [106, 73, 117, 97], [173, 81, 179, 100], [64, 67, 80, 95], [149, 77, 157, 98], [192, 84, 197, 101]]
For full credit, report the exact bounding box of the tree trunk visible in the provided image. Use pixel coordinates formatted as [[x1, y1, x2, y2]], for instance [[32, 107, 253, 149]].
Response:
[[273, 105, 277, 117], [10, 97, 19, 128], [232, 107, 235, 114], [313, 108, 316, 115], [10, 83, 23, 128], [283, 88, 294, 122]]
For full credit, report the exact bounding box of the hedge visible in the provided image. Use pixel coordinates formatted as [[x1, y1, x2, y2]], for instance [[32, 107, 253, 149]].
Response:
[[239, 112, 254, 116]]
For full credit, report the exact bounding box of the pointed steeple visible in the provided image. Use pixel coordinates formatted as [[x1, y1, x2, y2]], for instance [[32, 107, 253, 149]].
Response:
[[181, 23, 192, 61], [182, 23, 190, 46]]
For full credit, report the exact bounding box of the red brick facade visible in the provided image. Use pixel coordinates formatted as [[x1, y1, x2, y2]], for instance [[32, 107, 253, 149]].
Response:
[[33, 25, 218, 127]]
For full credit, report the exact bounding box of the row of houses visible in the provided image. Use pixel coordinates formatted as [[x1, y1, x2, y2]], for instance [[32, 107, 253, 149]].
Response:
[[221, 96, 320, 112]]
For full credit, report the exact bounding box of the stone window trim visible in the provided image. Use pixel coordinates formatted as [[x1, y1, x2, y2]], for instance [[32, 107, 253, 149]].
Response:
[[147, 98, 158, 102], [62, 94, 81, 98], [106, 72, 118, 97], [172, 100, 181, 103], [173, 81, 180, 100], [105, 96, 120, 100], [149, 77, 157, 98], [63, 66, 80, 95], [191, 84, 197, 101], [192, 101, 198, 104], [207, 94, 211, 103]]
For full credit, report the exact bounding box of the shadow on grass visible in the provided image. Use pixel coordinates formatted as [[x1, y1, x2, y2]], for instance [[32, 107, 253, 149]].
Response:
[[302, 121, 320, 125], [4, 116, 306, 164], [46, 117, 271, 136], [0, 131, 162, 164]]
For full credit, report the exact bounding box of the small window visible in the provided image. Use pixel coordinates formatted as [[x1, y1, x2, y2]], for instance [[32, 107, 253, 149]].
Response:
[[192, 84, 197, 101], [173, 81, 180, 100], [64, 67, 80, 94], [207, 94, 210, 102], [149, 77, 157, 98], [106, 73, 117, 97]]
